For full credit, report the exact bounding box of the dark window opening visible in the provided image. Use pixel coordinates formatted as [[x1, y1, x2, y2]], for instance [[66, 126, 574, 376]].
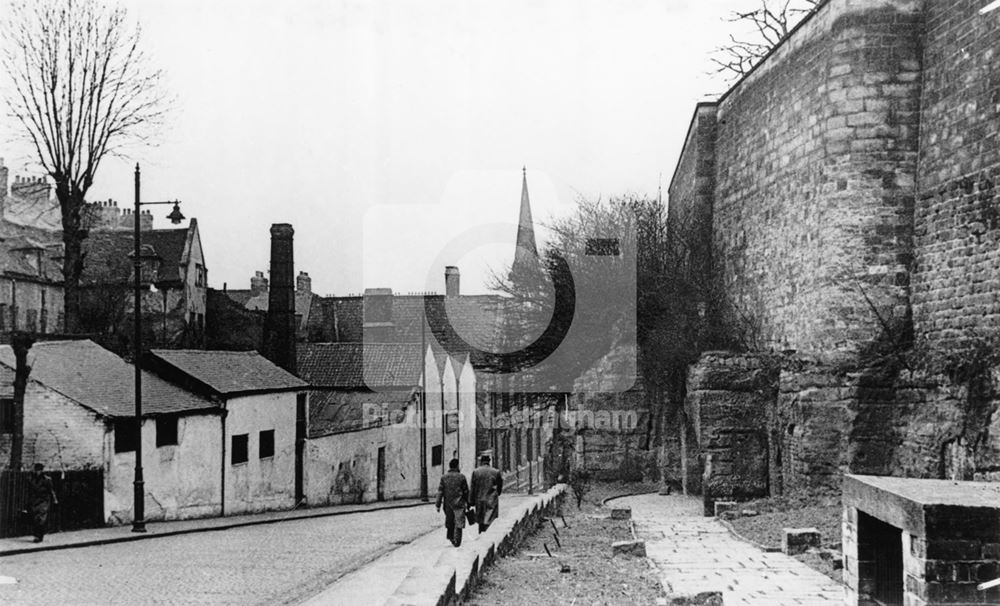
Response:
[[259, 429, 274, 459], [858, 510, 903, 606], [156, 416, 178, 447], [114, 419, 140, 453], [232, 434, 249, 465], [0, 398, 14, 433], [431, 444, 443, 467]]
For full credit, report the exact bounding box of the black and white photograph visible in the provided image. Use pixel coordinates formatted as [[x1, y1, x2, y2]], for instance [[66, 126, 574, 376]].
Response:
[[0, 1, 999, 604]]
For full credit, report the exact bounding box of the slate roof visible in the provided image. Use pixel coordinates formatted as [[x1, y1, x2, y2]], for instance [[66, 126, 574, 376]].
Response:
[[148, 349, 307, 395], [317, 293, 506, 369], [244, 290, 320, 333], [308, 389, 414, 437], [223, 289, 256, 306], [82, 228, 189, 284], [0, 340, 216, 417], [297, 343, 423, 389]]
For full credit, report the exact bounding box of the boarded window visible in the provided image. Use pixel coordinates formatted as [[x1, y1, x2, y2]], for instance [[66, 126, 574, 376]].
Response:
[[156, 416, 178, 447], [114, 419, 139, 453], [431, 444, 443, 467], [259, 429, 274, 459], [232, 434, 249, 465], [0, 398, 13, 433]]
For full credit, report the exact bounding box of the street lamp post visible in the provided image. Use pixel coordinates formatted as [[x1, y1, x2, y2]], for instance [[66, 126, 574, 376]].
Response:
[[132, 163, 184, 533]]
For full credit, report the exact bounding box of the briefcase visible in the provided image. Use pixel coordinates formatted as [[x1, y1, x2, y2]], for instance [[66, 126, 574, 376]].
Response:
[[465, 507, 476, 525]]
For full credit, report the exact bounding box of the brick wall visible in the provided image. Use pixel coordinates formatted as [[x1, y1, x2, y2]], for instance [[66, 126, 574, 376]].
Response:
[[668, 103, 717, 279], [912, 0, 1000, 347], [15, 381, 104, 470], [671, 0, 922, 353]]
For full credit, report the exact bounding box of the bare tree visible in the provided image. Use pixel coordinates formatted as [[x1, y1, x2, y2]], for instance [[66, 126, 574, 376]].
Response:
[[711, 0, 819, 79], [1, 0, 169, 333]]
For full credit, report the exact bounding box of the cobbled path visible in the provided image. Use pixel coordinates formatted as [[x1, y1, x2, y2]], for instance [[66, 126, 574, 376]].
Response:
[[612, 494, 844, 606], [0, 504, 440, 605]]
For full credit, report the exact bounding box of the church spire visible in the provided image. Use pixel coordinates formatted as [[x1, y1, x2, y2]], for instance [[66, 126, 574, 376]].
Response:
[[513, 166, 538, 274]]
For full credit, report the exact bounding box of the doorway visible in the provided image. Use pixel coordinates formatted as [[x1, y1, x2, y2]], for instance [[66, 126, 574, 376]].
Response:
[[858, 510, 903, 605], [376, 446, 386, 502]]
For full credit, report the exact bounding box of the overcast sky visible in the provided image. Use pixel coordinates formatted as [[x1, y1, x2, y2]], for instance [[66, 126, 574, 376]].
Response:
[[1, 0, 752, 296]]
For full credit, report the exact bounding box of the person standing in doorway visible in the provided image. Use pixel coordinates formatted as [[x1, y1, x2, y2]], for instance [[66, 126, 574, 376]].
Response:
[[471, 454, 503, 533], [436, 458, 469, 547], [28, 463, 57, 543]]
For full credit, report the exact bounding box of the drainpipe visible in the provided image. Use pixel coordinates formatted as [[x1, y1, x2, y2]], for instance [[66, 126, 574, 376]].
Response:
[[220, 405, 228, 517]]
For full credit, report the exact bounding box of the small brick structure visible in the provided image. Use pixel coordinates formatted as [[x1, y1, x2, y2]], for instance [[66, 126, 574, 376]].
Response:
[[610, 507, 632, 520], [612, 539, 646, 557], [843, 475, 1000, 605], [782, 528, 821, 555], [668, 591, 723, 606]]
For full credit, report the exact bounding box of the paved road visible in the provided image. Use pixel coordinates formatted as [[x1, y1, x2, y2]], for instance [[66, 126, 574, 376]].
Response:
[[0, 504, 441, 606], [612, 494, 843, 606]]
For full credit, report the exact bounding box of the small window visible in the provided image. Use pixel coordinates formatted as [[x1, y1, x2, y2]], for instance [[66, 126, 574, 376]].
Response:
[[156, 416, 178, 447], [0, 398, 14, 433], [232, 434, 249, 465], [114, 419, 139, 453], [259, 429, 274, 459], [431, 444, 443, 467]]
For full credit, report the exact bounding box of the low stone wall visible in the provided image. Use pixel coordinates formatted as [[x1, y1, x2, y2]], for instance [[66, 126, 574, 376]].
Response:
[[382, 485, 567, 606]]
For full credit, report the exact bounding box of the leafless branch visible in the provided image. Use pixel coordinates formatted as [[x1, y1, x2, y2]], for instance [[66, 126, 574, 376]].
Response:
[[710, 0, 819, 80]]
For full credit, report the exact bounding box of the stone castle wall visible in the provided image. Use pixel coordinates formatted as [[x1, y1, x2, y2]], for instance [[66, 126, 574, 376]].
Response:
[[912, 0, 1000, 348], [708, 0, 922, 353], [669, 0, 1000, 496]]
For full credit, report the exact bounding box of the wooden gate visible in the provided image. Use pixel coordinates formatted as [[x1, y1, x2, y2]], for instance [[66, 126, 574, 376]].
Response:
[[0, 470, 104, 538]]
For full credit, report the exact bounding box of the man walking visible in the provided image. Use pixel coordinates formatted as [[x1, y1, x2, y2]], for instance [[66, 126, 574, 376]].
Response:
[[435, 458, 469, 547], [470, 454, 502, 533], [27, 463, 57, 543]]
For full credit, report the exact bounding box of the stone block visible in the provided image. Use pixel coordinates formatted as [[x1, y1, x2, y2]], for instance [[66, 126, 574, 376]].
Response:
[[783, 528, 821, 555], [668, 591, 724, 605], [612, 539, 646, 557], [714, 501, 739, 517], [610, 507, 632, 520]]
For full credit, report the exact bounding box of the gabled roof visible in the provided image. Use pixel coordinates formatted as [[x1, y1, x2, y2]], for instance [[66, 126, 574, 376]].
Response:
[[244, 290, 321, 333], [297, 343, 423, 389], [307, 389, 414, 437], [81, 227, 190, 284], [0, 340, 216, 417], [148, 349, 307, 396]]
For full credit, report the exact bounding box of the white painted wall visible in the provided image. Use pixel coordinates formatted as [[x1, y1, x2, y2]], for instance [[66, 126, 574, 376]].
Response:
[[105, 412, 222, 524], [304, 404, 422, 505], [223, 391, 297, 515]]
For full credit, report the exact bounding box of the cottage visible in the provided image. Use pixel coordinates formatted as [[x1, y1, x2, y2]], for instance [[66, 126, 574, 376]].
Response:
[[0, 340, 221, 525], [144, 349, 308, 515]]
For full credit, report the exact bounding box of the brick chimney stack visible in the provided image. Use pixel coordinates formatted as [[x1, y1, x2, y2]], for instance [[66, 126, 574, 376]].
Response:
[[363, 288, 395, 343], [250, 270, 268, 294], [264, 224, 296, 374], [445, 266, 460, 296], [296, 271, 311, 293]]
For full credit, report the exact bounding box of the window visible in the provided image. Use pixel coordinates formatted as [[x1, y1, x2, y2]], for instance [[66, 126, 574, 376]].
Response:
[[431, 444, 443, 467], [156, 416, 178, 447], [0, 398, 13, 433], [232, 434, 249, 465], [114, 419, 139, 453], [259, 429, 274, 459]]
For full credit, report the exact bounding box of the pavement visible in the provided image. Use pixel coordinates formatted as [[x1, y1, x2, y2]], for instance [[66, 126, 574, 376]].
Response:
[[302, 493, 545, 605], [0, 497, 428, 557], [611, 493, 844, 606]]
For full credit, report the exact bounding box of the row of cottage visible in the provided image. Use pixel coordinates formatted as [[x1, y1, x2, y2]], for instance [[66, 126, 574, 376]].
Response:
[[0, 339, 477, 524]]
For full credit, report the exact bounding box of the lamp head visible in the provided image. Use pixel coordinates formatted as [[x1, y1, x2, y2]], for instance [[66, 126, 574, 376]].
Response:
[[166, 201, 185, 225]]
